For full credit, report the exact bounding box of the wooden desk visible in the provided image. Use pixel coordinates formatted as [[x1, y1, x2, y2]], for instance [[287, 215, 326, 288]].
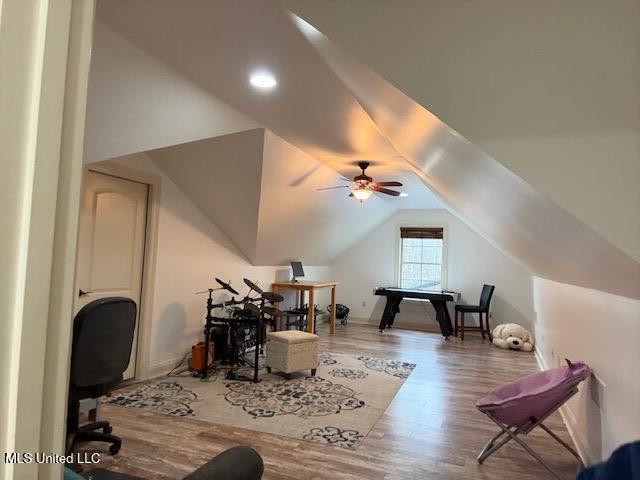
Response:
[[272, 281, 338, 334]]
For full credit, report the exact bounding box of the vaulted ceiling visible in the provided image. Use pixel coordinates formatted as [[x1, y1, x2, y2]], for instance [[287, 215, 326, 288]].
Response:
[[146, 129, 403, 265], [87, 0, 640, 298], [84, 20, 260, 163], [289, 14, 640, 299], [86, 0, 443, 266], [284, 0, 640, 264]]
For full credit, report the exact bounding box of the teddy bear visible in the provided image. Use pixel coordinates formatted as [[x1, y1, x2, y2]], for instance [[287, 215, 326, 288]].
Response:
[[492, 323, 534, 352]]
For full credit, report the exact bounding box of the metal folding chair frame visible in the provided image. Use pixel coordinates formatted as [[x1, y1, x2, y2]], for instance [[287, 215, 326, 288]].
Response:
[[477, 385, 584, 480]]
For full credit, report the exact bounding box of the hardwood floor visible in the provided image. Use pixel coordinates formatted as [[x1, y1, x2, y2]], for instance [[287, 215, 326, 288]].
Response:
[[81, 324, 581, 479]]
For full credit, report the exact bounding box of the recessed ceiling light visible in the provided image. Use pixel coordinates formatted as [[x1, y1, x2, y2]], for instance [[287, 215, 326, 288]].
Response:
[[249, 71, 277, 90], [399, 192, 409, 197]]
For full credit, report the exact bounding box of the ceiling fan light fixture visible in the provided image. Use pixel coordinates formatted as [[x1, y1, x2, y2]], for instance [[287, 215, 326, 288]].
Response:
[[352, 188, 373, 203]]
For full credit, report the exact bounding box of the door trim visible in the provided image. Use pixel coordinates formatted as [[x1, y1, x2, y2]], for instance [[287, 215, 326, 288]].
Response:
[[86, 161, 161, 381], [0, 1, 96, 477]]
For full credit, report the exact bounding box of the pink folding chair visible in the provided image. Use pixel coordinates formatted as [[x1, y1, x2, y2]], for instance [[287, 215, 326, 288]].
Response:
[[476, 360, 590, 479]]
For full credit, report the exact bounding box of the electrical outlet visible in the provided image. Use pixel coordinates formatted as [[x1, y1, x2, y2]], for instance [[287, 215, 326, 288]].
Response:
[[361, 301, 366, 308]]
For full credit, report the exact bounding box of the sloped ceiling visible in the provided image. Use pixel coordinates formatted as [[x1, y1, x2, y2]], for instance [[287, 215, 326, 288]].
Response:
[[148, 129, 398, 265], [148, 129, 265, 262], [84, 20, 260, 163], [95, 0, 398, 168], [289, 14, 640, 299], [256, 130, 399, 265], [283, 0, 638, 147], [91, 0, 441, 266], [284, 1, 640, 263], [93, 0, 639, 298], [94, 0, 451, 193]]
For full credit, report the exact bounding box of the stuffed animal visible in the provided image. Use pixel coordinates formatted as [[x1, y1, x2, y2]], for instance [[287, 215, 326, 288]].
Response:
[[492, 323, 533, 352]]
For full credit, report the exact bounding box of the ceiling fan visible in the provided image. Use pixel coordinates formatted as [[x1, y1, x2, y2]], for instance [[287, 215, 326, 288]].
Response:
[[316, 161, 403, 203]]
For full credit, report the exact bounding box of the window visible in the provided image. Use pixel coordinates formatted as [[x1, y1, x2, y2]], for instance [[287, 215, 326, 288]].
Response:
[[399, 227, 445, 291]]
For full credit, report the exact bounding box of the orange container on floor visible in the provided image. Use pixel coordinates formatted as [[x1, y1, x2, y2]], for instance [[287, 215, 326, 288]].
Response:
[[190, 341, 214, 371]]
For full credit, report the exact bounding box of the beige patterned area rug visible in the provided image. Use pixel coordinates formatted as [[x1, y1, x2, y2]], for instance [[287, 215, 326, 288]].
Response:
[[107, 352, 415, 449]]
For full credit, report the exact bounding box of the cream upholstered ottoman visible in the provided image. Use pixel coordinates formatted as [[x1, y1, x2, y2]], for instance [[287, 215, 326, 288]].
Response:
[[265, 330, 319, 379]]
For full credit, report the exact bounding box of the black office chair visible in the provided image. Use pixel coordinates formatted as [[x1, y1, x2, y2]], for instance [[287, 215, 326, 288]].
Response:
[[66, 297, 137, 455], [455, 284, 495, 341], [284, 304, 322, 332], [72, 446, 264, 480]]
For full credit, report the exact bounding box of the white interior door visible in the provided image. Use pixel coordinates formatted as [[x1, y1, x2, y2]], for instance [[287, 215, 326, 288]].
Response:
[[74, 170, 148, 380]]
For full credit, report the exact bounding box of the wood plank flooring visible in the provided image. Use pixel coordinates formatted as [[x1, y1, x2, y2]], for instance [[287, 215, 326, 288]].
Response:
[[80, 324, 581, 479]]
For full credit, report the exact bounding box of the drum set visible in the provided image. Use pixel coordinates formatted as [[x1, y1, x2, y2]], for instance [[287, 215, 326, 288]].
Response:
[[195, 277, 287, 382]]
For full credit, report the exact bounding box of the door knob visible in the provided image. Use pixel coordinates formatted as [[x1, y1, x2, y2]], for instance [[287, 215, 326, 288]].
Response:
[[79, 289, 93, 297]]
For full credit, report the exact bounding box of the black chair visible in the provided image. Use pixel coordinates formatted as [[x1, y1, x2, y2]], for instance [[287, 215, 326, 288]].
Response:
[[284, 304, 322, 332], [66, 297, 137, 455], [75, 446, 264, 480], [182, 446, 264, 480], [455, 284, 495, 341]]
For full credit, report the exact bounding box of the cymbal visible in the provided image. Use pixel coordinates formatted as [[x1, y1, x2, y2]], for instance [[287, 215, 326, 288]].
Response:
[[215, 277, 239, 295], [243, 278, 263, 294], [262, 291, 284, 303]]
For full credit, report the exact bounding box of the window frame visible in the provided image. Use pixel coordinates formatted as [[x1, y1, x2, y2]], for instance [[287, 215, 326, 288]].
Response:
[[395, 223, 448, 291]]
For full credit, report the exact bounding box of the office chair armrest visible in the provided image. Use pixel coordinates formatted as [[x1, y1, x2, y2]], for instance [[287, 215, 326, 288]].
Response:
[[183, 446, 264, 480]]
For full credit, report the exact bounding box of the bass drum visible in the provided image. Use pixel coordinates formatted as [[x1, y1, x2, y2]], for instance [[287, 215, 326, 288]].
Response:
[[209, 322, 231, 363]]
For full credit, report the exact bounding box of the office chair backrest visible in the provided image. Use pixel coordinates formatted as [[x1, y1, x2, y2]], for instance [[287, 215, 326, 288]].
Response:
[[479, 284, 495, 311], [70, 297, 136, 387]]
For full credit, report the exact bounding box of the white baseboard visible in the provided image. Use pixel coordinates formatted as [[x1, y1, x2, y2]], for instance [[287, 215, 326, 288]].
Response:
[[346, 316, 372, 325], [533, 348, 548, 370], [534, 349, 595, 465], [146, 356, 184, 379], [559, 401, 595, 465], [348, 316, 440, 333]]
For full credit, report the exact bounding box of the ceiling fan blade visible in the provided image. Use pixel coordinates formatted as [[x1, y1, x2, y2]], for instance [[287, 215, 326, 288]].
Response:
[[375, 181, 403, 187], [373, 186, 401, 196], [316, 185, 351, 191]]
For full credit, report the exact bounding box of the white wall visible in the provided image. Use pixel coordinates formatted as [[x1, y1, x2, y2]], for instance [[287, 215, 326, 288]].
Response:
[[84, 21, 259, 163], [533, 277, 640, 462], [107, 153, 330, 372], [331, 209, 533, 332]]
